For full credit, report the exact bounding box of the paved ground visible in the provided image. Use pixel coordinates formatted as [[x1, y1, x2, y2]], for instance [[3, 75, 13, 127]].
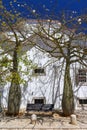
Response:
[[0, 110, 87, 130]]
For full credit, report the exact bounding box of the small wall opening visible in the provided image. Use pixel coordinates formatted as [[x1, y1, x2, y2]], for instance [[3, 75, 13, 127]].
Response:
[[35, 99, 44, 104], [79, 99, 87, 104], [33, 97, 46, 104], [34, 68, 45, 74], [33, 68, 45, 76]]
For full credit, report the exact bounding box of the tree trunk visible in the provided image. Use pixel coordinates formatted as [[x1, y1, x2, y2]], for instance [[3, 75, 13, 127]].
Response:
[[62, 61, 74, 116], [8, 80, 21, 116], [7, 44, 21, 116]]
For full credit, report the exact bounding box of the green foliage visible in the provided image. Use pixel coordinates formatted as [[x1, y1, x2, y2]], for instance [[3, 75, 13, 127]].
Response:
[[0, 52, 37, 85], [18, 53, 37, 83], [0, 3, 37, 87], [0, 55, 12, 85], [0, 56, 12, 68]]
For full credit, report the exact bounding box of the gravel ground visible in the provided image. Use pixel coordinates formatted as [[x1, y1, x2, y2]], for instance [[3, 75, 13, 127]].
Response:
[[0, 110, 87, 129]]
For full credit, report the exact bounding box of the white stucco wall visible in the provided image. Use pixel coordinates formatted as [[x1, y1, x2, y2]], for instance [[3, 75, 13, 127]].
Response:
[[1, 47, 87, 110]]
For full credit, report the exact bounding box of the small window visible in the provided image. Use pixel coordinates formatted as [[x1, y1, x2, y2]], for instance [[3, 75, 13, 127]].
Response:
[[35, 99, 44, 104], [76, 69, 87, 84], [33, 97, 46, 104], [79, 99, 87, 104], [33, 68, 45, 76], [78, 69, 86, 82], [34, 68, 44, 74]]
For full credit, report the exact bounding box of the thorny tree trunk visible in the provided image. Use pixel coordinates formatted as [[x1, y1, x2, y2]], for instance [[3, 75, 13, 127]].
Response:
[[7, 44, 21, 116], [62, 50, 74, 116]]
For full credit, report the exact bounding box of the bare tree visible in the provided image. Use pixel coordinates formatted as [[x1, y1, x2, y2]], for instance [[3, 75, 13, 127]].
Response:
[[0, 6, 36, 115], [27, 15, 87, 116], [1, 1, 87, 116]]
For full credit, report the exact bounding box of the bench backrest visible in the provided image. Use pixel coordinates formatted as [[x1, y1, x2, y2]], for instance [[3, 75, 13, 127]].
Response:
[[26, 104, 54, 111], [26, 104, 42, 111], [41, 104, 54, 111]]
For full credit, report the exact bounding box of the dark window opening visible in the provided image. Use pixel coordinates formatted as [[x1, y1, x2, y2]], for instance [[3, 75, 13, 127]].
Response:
[[34, 68, 45, 74], [76, 69, 87, 83], [79, 99, 87, 104], [34, 99, 44, 104]]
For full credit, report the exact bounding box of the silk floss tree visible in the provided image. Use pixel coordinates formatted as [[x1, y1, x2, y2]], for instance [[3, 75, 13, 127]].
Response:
[[0, 6, 35, 116], [27, 16, 87, 116]]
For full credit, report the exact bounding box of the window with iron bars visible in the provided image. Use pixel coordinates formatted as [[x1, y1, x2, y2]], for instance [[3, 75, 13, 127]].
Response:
[[78, 69, 86, 82], [76, 69, 87, 84]]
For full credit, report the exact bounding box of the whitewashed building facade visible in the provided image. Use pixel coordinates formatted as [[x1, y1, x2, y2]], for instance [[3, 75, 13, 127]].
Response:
[[0, 20, 87, 111]]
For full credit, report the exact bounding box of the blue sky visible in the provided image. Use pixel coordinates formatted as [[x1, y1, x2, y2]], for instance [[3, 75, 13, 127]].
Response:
[[2, 0, 87, 19], [2, 0, 87, 33]]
